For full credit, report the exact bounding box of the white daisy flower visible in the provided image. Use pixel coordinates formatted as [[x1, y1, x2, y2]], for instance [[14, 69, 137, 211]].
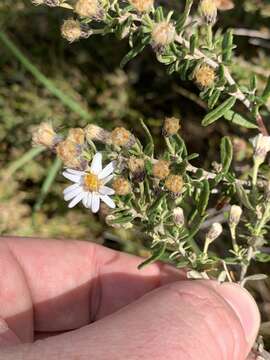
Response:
[[62, 152, 116, 213]]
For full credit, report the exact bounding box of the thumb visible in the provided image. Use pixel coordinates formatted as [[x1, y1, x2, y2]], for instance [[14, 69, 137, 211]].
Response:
[[4, 280, 260, 360]]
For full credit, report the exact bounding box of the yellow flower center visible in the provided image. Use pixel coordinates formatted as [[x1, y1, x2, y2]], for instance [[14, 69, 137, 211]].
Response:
[[84, 173, 101, 192]]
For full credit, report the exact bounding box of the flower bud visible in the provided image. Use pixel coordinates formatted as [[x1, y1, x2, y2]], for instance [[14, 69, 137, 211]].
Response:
[[129, 0, 153, 12], [173, 207, 185, 226], [112, 177, 131, 196], [32, 122, 60, 149], [206, 222, 223, 242], [162, 117, 180, 137], [151, 21, 176, 48], [111, 127, 135, 148], [194, 64, 215, 88], [229, 205, 242, 227], [56, 139, 86, 169], [128, 157, 145, 182], [61, 19, 82, 43], [85, 124, 111, 145], [67, 128, 85, 145], [199, 0, 217, 24], [74, 0, 100, 18], [250, 134, 270, 165], [165, 175, 183, 194], [152, 160, 170, 180]]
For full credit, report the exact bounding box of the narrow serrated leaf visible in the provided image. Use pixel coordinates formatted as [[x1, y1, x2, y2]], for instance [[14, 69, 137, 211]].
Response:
[[138, 242, 166, 269]]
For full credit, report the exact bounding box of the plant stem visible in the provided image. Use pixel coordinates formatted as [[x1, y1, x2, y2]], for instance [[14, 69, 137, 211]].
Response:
[[6, 146, 45, 176], [0, 31, 92, 121]]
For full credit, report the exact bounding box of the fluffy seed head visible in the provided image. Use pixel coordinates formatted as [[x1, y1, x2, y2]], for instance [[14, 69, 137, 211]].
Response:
[[75, 0, 99, 18], [56, 139, 85, 169], [151, 21, 176, 47], [67, 128, 85, 145], [165, 175, 183, 194], [153, 160, 170, 180], [85, 124, 111, 145], [32, 122, 58, 148], [113, 177, 131, 196], [251, 134, 270, 165], [111, 127, 133, 147], [128, 157, 145, 182], [206, 222, 223, 241], [61, 19, 82, 43], [199, 0, 217, 23], [163, 117, 180, 137], [129, 0, 153, 12], [173, 207, 185, 226], [194, 64, 215, 88], [229, 205, 242, 226]]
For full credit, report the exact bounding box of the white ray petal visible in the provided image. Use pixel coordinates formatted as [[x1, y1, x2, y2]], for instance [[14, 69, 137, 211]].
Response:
[[82, 192, 89, 208], [68, 192, 85, 208], [102, 174, 113, 185], [91, 193, 100, 213], [64, 186, 82, 201], [63, 183, 80, 195], [100, 195, 115, 209], [66, 169, 85, 176], [91, 153, 102, 175], [98, 161, 115, 179], [100, 186, 115, 196], [63, 171, 81, 183], [87, 192, 92, 208]]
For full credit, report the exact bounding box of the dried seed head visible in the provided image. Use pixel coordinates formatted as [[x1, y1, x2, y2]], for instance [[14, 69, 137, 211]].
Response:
[[85, 124, 111, 145], [67, 128, 85, 145], [165, 175, 183, 194], [194, 64, 215, 88], [229, 205, 242, 227], [112, 177, 131, 196], [32, 122, 59, 148], [163, 117, 180, 137], [206, 222, 223, 242], [129, 0, 153, 12], [173, 207, 185, 226], [61, 19, 82, 43], [199, 0, 217, 23], [75, 0, 99, 18], [151, 21, 176, 47], [111, 127, 135, 147], [152, 160, 170, 180], [56, 139, 86, 169], [32, 0, 60, 6], [251, 134, 270, 165], [215, 0, 234, 11], [128, 157, 145, 182]]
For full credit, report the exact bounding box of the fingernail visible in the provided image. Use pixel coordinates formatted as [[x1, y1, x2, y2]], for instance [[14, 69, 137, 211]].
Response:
[[216, 283, 260, 347]]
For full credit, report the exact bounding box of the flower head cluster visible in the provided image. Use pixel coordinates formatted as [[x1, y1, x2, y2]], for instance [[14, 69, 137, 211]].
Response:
[[151, 21, 176, 49], [199, 0, 217, 24], [75, 0, 101, 19], [129, 0, 153, 13], [194, 64, 215, 88], [32, 122, 61, 148], [61, 19, 82, 42], [251, 134, 270, 165], [63, 152, 115, 213]]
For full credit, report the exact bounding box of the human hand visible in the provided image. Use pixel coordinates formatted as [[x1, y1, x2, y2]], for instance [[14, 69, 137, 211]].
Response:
[[0, 237, 260, 359]]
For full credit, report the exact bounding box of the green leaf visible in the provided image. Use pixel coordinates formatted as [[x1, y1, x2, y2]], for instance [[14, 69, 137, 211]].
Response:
[[33, 157, 62, 212], [235, 183, 254, 210], [120, 35, 150, 68], [140, 118, 154, 156], [197, 180, 210, 215], [223, 110, 258, 129], [208, 89, 221, 109], [175, 0, 193, 32], [189, 33, 197, 55], [138, 242, 166, 269], [261, 76, 270, 104], [202, 97, 236, 126], [222, 29, 234, 63], [220, 136, 233, 173]]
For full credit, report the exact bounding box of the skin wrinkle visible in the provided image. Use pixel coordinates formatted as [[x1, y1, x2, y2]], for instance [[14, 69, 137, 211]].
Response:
[[168, 283, 245, 360], [89, 244, 102, 323]]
